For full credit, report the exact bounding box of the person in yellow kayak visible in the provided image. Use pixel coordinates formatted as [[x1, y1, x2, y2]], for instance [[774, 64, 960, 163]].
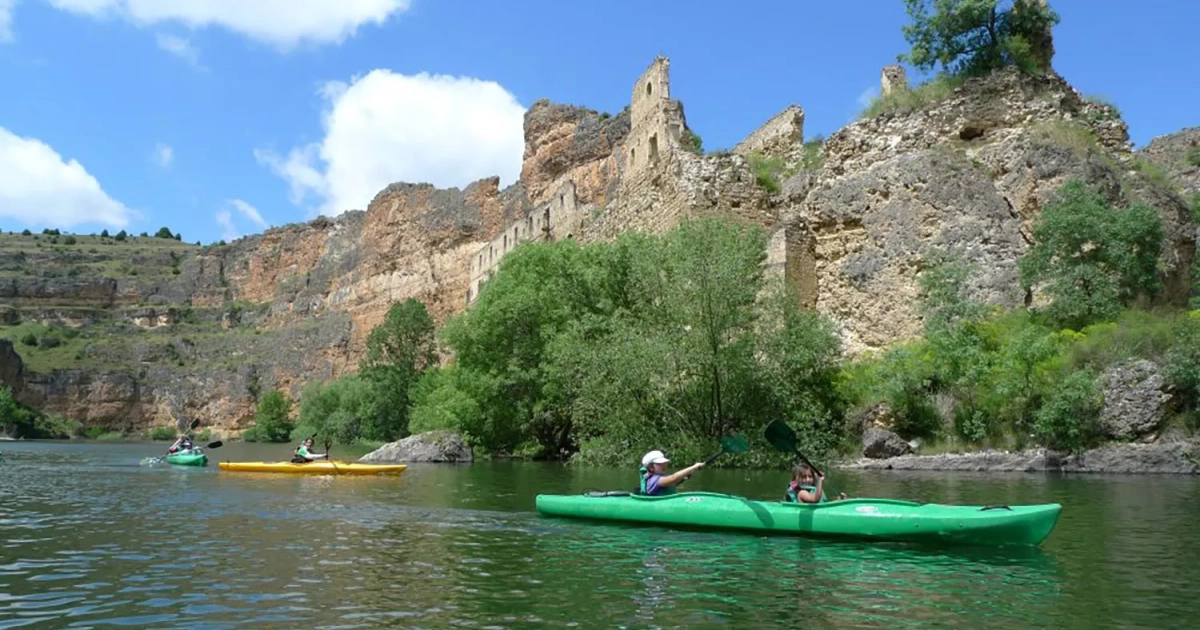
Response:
[[638, 450, 706, 496], [785, 463, 847, 503], [293, 438, 329, 463]]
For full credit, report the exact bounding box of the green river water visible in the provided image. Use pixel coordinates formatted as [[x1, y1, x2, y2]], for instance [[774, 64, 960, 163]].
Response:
[[0, 440, 1196, 629]]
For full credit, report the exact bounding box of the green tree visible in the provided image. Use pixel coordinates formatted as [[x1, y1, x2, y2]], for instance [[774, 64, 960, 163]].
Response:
[[154, 227, 174, 239], [293, 376, 376, 444], [1018, 179, 1164, 330], [899, 0, 1060, 77], [358, 298, 439, 441], [100, 229, 110, 238], [918, 254, 994, 441], [1033, 369, 1102, 453], [114, 230, 127, 241], [245, 390, 293, 442]]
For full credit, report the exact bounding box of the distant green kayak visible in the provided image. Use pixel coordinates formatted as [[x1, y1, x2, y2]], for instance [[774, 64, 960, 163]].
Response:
[[535, 491, 1061, 547], [165, 448, 208, 467]]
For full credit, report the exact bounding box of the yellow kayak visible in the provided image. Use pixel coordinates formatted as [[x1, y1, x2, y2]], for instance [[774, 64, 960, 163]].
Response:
[[217, 460, 407, 476]]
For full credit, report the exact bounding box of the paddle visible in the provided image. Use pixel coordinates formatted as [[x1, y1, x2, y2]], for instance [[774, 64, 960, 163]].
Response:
[[324, 435, 340, 474], [764, 419, 821, 477], [702, 434, 750, 467]]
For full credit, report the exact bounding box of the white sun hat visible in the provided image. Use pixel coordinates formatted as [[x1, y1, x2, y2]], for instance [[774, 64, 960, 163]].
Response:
[[641, 450, 669, 467]]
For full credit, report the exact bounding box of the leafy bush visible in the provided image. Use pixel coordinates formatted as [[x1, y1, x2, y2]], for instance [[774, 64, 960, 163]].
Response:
[[149, 426, 177, 441], [860, 75, 965, 118], [1033, 369, 1103, 453], [243, 390, 293, 443], [20, 333, 37, 347], [1019, 179, 1163, 330], [114, 230, 127, 241], [746, 152, 787, 193], [1188, 145, 1200, 168]]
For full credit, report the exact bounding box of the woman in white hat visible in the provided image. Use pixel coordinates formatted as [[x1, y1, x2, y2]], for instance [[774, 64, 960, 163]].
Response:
[[638, 450, 706, 496]]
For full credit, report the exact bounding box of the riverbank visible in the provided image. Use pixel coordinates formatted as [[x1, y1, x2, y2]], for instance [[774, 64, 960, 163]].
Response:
[[841, 438, 1200, 475]]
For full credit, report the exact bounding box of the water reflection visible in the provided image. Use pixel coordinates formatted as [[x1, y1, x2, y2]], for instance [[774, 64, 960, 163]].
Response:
[[0, 441, 1196, 629]]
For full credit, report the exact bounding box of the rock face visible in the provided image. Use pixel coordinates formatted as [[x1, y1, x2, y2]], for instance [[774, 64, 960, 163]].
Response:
[[1099, 360, 1172, 440], [781, 67, 1195, 353], [843, 440, 1200, 475], [1138, 126, 1200, 195], [359, 430, 474, 463], [862, 427, 912, 459]]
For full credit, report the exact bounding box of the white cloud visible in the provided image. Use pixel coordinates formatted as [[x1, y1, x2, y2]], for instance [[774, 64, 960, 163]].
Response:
[[151, 142, 173, 167], [229, 198, 267, 229], [856, 85, 878, 110], [155, 33, 202, 68], [45, 0, 411, 49], [257, 69, 526, 216], [215, 209, 237, 241], [0, 126, 133, 228], [0, 0, 16, 42]]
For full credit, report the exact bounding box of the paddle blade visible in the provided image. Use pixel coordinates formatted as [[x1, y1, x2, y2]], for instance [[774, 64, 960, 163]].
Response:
[[764, 419, 798, 454], [720, 434, 749, 455], [205, 440, 223, 449], [188, 418, 200, 431]]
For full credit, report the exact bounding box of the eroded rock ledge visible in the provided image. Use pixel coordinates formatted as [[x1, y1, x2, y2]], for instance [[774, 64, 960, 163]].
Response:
[[841, 439, 1200, 475]]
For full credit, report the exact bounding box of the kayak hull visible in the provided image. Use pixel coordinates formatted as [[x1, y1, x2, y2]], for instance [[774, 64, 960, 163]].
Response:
[[165, 449, 208, 467], [535, 492, 1061, 547], [217, 460, 407, 476]]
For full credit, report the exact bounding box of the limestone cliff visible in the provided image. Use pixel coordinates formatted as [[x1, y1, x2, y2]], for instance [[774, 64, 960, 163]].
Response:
[[779, 68, 1195, 353]]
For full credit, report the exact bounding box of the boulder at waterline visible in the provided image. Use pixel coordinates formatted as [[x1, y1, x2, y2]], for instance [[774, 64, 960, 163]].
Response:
[[862, 427, 912, 459], [359, 430, 474, 463]]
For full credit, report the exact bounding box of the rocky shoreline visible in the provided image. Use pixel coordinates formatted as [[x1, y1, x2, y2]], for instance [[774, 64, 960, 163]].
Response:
[[840, 438, 1200, 475]]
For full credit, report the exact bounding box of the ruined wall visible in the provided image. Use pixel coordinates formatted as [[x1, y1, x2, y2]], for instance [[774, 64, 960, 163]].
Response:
[[467, 180, 581, 303], [881, 65, 907, 96], [733, 105, 805, 159]]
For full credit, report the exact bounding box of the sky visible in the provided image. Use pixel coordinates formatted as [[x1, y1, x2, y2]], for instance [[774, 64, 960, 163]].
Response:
[[0, 1, 1197, 244]]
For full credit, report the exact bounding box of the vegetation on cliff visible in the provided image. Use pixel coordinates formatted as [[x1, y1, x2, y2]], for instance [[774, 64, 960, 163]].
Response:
[[865, 0, 1059, 117]]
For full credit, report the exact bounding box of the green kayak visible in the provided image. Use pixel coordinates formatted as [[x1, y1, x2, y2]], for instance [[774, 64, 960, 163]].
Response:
[[165, 448, 208, 467], [535, 491, 1061, 547]]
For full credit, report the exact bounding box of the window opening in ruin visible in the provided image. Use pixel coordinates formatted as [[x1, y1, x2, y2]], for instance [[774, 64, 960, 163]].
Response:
[[503, 234, 508, 250], [630, 148, 636, 166], [649, 134, 659, 163], [513, 226, 519, 244], [646, 81, 652, 97]]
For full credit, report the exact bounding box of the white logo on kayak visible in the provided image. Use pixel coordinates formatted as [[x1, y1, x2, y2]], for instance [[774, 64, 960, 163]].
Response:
[[685, 497, 703, 503], [855, 506, 879, 513]]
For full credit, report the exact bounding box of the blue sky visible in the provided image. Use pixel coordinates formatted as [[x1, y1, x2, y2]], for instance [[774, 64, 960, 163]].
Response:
[[0, 0, 1196, 244]]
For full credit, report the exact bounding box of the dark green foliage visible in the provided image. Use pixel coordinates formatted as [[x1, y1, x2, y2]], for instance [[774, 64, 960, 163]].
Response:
[[139, 232, 148, 238], [899, 0, 1060, 77], [154, 227, 174, 239], [1164, 314, 1200, 426], [1187, 145, 1200, 168], [686, 129, 703, 153], [21, 229, 31, 236], [100, 229, 110, 238], [358, 298, 438, 441], [0, 386, 78, 439], [1018, 179, 1164, 330], [115, 230, 127, 241], [20, 333, 37, 346], [63, 236, 77, 245], [244, 390, 293, 442], [746, 152, 787, 194], [1033, 369, 1102, 453], [149, 426, 176, 441], [289, 299, 437, 444]]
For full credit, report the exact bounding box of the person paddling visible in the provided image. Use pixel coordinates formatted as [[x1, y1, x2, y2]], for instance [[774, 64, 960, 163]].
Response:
[[638, 450, 705, 496], [293, 437, 328, 463], [785, 462, 846, 503], [168, 434, 194, 454]]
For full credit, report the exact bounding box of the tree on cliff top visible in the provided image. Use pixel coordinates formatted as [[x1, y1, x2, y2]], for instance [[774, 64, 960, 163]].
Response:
[[899, 0, 1060, 77]]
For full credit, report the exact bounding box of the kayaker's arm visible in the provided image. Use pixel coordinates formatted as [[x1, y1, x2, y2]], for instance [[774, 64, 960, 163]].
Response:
[[658, 462, 705, 488], [798, 475, 825, 503]]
